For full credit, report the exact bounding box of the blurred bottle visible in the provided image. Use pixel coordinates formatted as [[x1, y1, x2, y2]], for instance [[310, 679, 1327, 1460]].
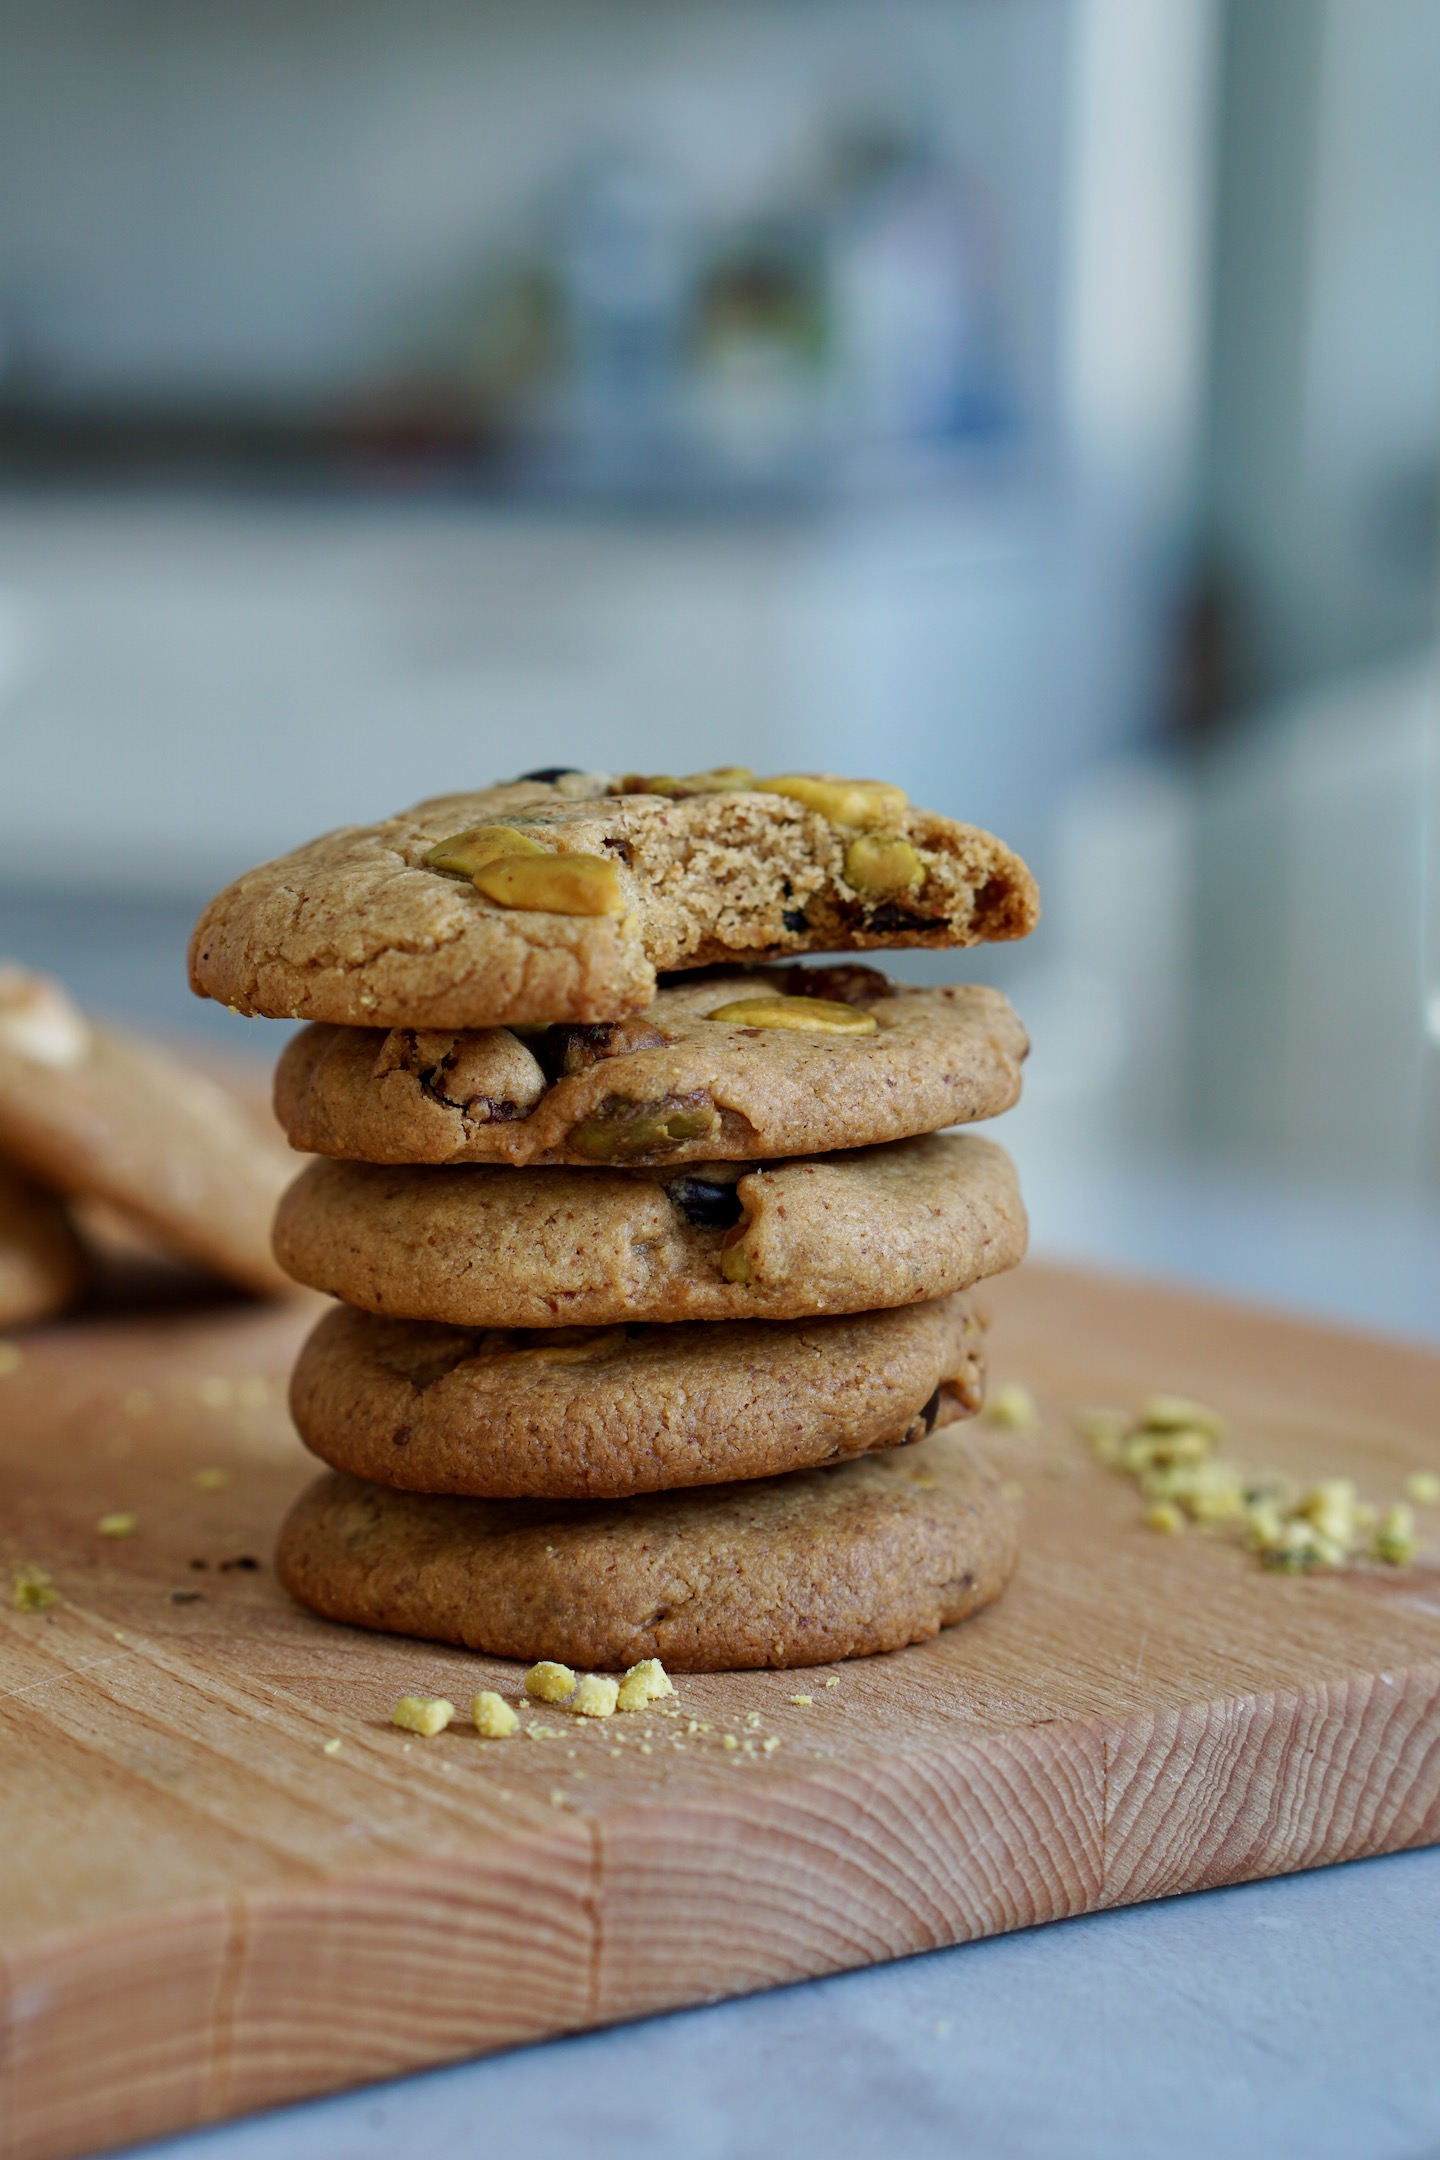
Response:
[[822, 113, 1010, 464], [550, 150, 694, 495]]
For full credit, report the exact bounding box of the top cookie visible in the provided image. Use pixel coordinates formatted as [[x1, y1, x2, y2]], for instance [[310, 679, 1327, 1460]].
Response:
[[189, 768, 1038, 1029], [273, 964, 1028, 1167], [0, 964, 297, 1297]]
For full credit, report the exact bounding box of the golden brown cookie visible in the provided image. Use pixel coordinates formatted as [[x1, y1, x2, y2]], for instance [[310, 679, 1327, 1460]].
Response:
[[0, 1163, 88, 1327], [290, 1293, 985, 1500], [275, 1429, 1019, 1670], [0, 964, 297, 1296], [272, 1131, 1025, 1327], [189, 771, 1038, 1029], [274, 965, 1028, 1168]]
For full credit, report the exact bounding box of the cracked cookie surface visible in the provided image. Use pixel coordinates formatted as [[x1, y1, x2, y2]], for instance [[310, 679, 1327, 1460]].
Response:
[[290, 1293, 985, 1499], [275, 1428, 1019, 1669], [274, 965, 1028, 1167], [272, 1130, 1025, 1326], [189, 774, 1038, 1029]]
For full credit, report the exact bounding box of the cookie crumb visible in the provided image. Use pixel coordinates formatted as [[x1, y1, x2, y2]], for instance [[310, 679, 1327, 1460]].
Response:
[[13, 1564, 57, 1611], [525, 1660, 576, 1703], [788, 1694, 813, 1706], [762, 1736, 783, 1755], [391, 1695, 455, 1737], [0, 1343, 22, 1378], [322, 1738, 343, 1756], [472, 1690, 519, 1739], [97, 1512, 137, 1539], [985, 1382, 1038, 1431], [616, 1657, 674, 1712], [721, 1734, 739, 1751], [193, 1467, 229, 1492], [571, 1674, 619, 1719], [1404, 1471, 1440, 1507], [823, 1676, 840, 1688]]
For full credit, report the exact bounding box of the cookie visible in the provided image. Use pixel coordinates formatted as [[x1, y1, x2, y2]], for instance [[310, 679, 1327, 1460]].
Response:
[[290, 1293, 985, 1500], [273, 1131, 1025, 1327], [275, 1429, 1019, 1670], [0, 1163, 87, 1327], [189, 770, 1039, 1029], [0, 964, 297, 1296], [274, 965, 1028, 1168]]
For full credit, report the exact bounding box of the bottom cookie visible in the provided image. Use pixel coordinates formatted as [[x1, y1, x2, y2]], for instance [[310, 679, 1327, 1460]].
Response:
[[275, 1433, 1019, 1671], [290, 1295, 985, 1500]]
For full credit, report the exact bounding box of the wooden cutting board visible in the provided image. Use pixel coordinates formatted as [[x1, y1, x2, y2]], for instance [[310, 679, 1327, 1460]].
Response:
[[3, 1259, 1439, 2160]]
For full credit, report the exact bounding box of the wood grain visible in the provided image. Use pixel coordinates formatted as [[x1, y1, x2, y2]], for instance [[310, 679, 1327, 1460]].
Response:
[[2, 1260, 1439, 2160]]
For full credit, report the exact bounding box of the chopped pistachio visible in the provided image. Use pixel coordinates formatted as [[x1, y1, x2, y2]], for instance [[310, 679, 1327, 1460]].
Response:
[[985, 1382, 1038, 1432]]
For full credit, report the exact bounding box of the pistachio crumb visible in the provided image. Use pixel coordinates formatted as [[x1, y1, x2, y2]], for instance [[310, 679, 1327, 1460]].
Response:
[[193, 1467, 229, 1492], [524, 1660, 576, 1703], [97, 1512, 137, 1539], [762, 1736, 783, 1755], [196, 1377, 233, 1410], [1143, 1501, 1186, 1535], [1403, 1471, 1440, 1507], [788, 1694, 813, 1706], [13, 1565, 57, 1611], [472, 1690, 519, 1739], [571, 1674, 619, 1719], [391, 1695, 455, 1738], [985, 1382, 1038, 1431], [322, 1738, 343, 1757], [0, 1342, 22, 1377], [823, 1676, 840, 1689], [1374, 1504, 1417, 1566], [616, 1656, 675, 1712]]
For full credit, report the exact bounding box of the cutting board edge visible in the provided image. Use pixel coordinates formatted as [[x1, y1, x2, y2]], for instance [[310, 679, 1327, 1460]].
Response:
[[6, 1659, 1440, 2160]]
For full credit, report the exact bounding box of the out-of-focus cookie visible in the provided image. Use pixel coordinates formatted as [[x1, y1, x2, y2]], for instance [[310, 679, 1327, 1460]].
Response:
[[0, 1163, 87, 1327], [272, 1131, 1026, 1327], [289, 1293, 985, 1500], [0, 964, 296, 1296], [274, 1429, 1019, 1670], [274, 965, 1028, 1168], [190, 770, 1039, 1030]]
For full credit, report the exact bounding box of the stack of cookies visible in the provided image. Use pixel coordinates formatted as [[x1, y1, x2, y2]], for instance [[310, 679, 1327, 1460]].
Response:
[[189, 768, 1039, 1672]]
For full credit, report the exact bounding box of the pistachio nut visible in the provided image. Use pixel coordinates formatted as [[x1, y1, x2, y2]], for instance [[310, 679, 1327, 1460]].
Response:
[[843, 831, 925, 898], [621, 766, 756, 797], [568, 1093, 718, 1160], [719, 1228, 754, 1284], [704, 995, 878, 1036], [472, 852, 625, 916], [757, 775, 909, 829], [424, 824, 547, 877]]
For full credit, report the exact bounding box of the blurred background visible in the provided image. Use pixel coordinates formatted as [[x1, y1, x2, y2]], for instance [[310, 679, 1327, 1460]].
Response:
[[0, 0, 1436, 1335]]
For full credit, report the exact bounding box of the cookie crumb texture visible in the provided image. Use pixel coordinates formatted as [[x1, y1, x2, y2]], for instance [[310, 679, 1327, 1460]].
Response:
[[289, 1295, 985, 1499], [189, 778, 1039, 1029], [272, 1132, 1025, 1328], [273, 968, 1028, 1168], [274, 1433, 1019, 1671]]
